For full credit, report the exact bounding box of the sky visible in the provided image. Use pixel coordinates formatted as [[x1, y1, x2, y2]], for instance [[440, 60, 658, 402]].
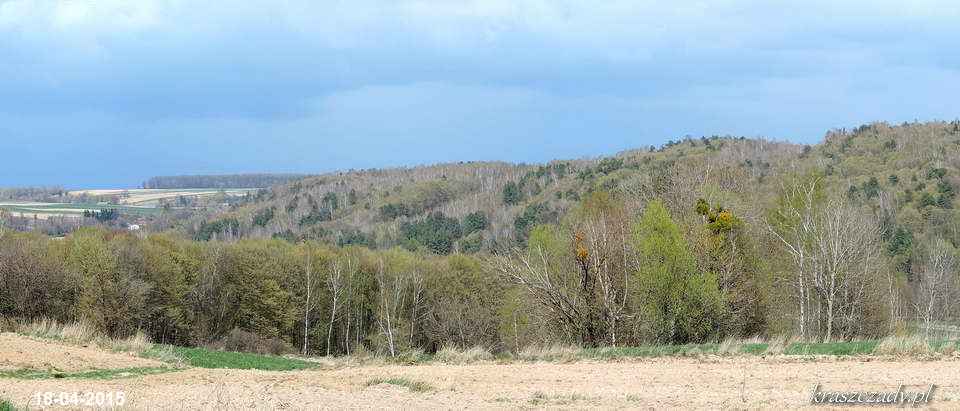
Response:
[[2, 1, 960, 188]]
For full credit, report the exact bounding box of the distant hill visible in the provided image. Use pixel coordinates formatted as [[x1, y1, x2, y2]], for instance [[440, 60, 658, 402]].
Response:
[[143, 173, 311, 189], [183, 120, 960, 259]]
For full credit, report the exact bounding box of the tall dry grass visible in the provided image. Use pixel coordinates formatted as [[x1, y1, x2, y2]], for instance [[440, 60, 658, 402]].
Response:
[[874, 335, 935, 356], [11, 318, 153, 355], [433, 346, 495, 364]]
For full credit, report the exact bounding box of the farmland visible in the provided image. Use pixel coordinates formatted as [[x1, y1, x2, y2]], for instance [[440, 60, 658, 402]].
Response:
[[0, 332, 958, 410], [0, 188, 258, 219], [68, 188, 259, 206]]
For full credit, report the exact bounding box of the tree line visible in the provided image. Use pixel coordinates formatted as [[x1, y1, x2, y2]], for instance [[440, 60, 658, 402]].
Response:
[[143, 174, 310, 189], [3, 176, 954, 356]]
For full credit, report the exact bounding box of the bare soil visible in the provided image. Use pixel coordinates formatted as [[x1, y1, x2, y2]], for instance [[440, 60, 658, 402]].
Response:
[[1, 334, 958, 410], [0, 333, 165, 372]]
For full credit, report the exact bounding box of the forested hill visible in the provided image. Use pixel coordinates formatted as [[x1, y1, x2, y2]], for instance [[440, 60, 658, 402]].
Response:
[[188, 120, 960, 258], [5, 120, 960, 354], [143, 173, 311, 189]]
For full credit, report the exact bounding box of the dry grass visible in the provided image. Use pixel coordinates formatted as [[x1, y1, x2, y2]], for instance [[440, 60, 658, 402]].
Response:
[[717, 337, 742, 355], [433, 346, 495, 364], [517, 344, 582, 362], [874, 335, 935, 357], [364, 376, 435, 392], [13, 318, 154, 355], [764, 335, 793, 355]]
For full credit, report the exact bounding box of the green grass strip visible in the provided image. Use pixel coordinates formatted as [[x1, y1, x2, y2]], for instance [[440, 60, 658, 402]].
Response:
[[0, 398, 19, 411], [145, 345, 317, 371], [365, 377, 434, 392], [0, 366, 174, 380]]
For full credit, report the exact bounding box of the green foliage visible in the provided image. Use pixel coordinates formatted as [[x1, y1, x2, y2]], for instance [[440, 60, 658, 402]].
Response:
[[926, 167, 947, 180], [861, 177, 880, 199], [82, 208, 118, 222], [458, 232, 484, 253], [694, 198, 710, 216], [299, 208, 331, 226], [462, 211, 489, 235], [337, 229, 374, 248], [196, 217, 240, 241], [322, 192, 339, 211], [513, 203, 556, 244], [597, 157, 624, 174], [379, 203, 415, 220], [401, 212, 463, 254], [633, 200, 727, 343], [502, 181, 523, 206], [252, 207, 275, 227], [272, 229, 298, 243], [146, 345, 316, 370]]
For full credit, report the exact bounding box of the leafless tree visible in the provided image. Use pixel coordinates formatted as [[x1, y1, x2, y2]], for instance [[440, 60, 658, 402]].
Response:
[[768, 178, 819, 339], [325, 256, 352, 356], [913, 238, 959, 337], [375, 258, 406, 357]]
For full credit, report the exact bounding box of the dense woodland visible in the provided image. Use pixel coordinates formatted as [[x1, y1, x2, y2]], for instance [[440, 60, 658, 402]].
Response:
[[2, 121, 960, 356], [142, 173, 310, 189]]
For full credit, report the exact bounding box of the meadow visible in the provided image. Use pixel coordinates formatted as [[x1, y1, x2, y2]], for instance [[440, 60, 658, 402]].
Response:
[[0, 188, 258, 219]]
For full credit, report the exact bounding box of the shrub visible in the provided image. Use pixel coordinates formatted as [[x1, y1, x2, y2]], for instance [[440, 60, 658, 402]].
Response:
[[211, 328, 292, 356], [462, 211, 488, 235], [502, 182, 523, 206], [252, 207, 275, 227], [597, 157, 624, 174], [401, 212, 462, 254], [196, 218, 240, 241]]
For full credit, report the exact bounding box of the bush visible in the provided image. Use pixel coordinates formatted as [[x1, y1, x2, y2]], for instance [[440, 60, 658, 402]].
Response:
[[597, 157, 624, 174], [379, 203, 415, 220], [212, 328, 292, 356], [462, 211, 488, 235], [502, 182, 523, 206], [401, 212, 462, 254], [299, 208, 331, 226], [252, 207, 275, 227], [196, 218, 240, 241]]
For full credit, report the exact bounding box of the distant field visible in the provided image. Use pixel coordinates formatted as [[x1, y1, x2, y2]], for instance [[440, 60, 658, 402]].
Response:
[[0, 188, 259, 219], [68, 188, 259, 206], [0, 202, 161, 220]]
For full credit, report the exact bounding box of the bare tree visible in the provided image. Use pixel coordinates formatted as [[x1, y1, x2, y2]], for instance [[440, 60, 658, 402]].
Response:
[[768, 177, 819, 339], [769, 179, 888, 341], [301, 243, 315, 355], [375, 258, 406, 357], [808, 198, 883, 342], [490, 243, 587, 343], [325, 256, 352, 356], [913, 238, 959, 337]]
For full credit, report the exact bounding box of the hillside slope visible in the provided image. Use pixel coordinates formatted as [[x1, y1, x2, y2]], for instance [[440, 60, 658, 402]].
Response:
[[183, 121, 960, 257]]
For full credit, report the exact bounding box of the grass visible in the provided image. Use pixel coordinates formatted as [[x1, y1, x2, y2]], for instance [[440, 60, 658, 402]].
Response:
[[0, 366, 173, 380], [13, 318, 153, 355], [144, 345, 317, 371], [521, 337, 960, 362], [364, 377, 434, 392], [0, 399, 18, 411]]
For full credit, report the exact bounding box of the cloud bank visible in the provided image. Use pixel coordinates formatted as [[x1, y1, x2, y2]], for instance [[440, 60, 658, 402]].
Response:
[[1, 0, 958, 186]]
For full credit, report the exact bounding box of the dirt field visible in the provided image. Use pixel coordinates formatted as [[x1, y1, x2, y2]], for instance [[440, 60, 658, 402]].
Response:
[[67, 189, 257, 205], [0, 333, 164, 372], [1, 333, 958, 410]]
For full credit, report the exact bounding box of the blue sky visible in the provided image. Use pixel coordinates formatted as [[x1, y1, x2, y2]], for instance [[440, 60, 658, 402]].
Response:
[[2, 1, 959, 188]]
